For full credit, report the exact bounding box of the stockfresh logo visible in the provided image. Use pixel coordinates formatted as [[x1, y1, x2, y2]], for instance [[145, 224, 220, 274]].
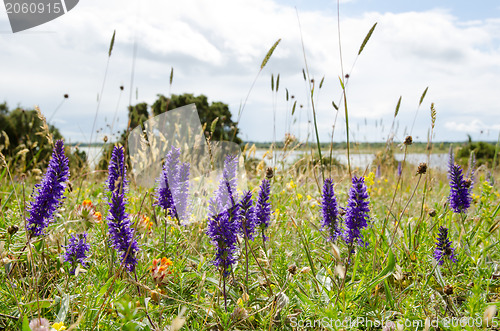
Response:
[[4, 0, 78, 33]]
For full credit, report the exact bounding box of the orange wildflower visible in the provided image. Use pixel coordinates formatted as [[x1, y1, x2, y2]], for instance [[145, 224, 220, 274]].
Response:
[[150, 257, 173, 284]]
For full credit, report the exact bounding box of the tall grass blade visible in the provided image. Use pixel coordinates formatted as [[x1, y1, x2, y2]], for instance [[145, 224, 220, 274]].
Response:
[[260, 39, 281, 70], [210, 117, 219, 134], [108, 30, 116, 57], [292, 100, 297, 115], [419, 86, 429, 106], [394, 96, 402, 117], [358, 23, 377, 55], [354, 249, 395, 300], [332, 101, 339, 111]]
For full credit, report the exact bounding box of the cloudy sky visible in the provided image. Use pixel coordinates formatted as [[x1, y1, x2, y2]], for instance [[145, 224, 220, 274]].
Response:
[[1, 0, 500, 144]]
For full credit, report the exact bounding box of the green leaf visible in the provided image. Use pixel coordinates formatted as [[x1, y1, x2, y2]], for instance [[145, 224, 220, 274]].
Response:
[[433, 263, 445, 287], [358, 23, 377, 55], [97, 276, 114, 302], [482, 241, 499, 254], [338, 76, 345, 90], [354, 249, 395, 300], [55, 293, 70, 323], [21, 299, 53, 310], [22, 314, 30, 331], [260, 39, 281, 70], [384, 279, 394, 308], [1, 189, 14, 210]]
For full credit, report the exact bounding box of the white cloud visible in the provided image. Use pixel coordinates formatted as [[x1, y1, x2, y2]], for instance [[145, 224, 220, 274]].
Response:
[[445, 120, 500, 133], [0, 1, 499, 143]]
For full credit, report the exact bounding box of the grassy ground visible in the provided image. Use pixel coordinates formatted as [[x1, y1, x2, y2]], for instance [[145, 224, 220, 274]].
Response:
[[1, 144, 500, 330]]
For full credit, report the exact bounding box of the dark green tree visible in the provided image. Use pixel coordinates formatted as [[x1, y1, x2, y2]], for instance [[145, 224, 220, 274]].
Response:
[[99, 93, 242, 169], [151, 93, 242, 144], [0, 102, 85, 171], [128, 102, 149, 132]]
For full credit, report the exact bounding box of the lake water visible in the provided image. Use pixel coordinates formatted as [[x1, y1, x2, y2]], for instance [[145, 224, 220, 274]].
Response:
[[252, 149, 449, 172], [75, 146, 449, 172], [71, 146, 104, 168]]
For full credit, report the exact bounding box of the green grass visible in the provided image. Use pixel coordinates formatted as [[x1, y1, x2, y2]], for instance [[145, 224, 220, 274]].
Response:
[[1, 150, 500, 330]]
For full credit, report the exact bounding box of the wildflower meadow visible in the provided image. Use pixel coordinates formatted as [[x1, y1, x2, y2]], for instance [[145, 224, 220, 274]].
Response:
[[2, 7, 500, 331]]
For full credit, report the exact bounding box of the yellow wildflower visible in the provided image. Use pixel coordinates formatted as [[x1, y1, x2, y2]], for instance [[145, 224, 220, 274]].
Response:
[[52, 322, 67, 331], [137, 215, 153, 234], [365, 172, 375, 187], [286, 180, 296, 191]]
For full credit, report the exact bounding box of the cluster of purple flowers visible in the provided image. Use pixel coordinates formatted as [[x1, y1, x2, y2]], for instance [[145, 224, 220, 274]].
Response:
[[26, 139, 70, 236], [63, 232, 90, 274], [448, 149, 473, 214], [155, 146, 191, 222], [208, 154, 239, 217], [238, 178, 270, 242], [206, 154, 241, 275], [255, 179, 271, 242], [206, 154, 272, 277], [320, 179, 340, 242], [239, 190, 258, 241], [107, 146, 139, 272], [433, 226, 457, 265], [343, 176, 371, 246], [320, 176, 370, 248]]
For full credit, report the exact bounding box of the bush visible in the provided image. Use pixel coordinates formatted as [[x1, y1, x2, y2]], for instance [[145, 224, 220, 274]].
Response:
[[457, 140, 498, 167]]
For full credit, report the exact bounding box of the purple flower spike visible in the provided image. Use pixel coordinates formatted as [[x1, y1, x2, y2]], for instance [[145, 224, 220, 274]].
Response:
[[255, 179, 271, 242], [27, 139, 70, 236], [156, 146, 181, 220], [240, 191, 257, 240], [207, 154, 241, 275], [343, 176, 370, 247], [63, 232, 90, 274], [107, 145, 128, 194], [448, 163, 472, 214], [209, 154, 239, 217], [321, 178, 340, 242], [174, 162, 191, 222], [107, 146, 139, 272], [433, 226, 457, 265], [206, 211, 240, 275]]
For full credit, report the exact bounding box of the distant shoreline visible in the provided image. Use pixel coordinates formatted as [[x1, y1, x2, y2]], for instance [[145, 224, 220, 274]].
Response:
[[68, 141, 497, 155]]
